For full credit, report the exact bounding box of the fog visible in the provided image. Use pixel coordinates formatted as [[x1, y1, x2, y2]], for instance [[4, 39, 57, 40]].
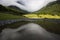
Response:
[[0, 0, 57, 12], [0, 23, 60, 40]]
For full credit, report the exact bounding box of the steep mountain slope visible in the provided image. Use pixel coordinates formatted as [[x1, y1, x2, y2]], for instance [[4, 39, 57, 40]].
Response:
[[0, 1, 60, 19], [24, 1, 60, 19]]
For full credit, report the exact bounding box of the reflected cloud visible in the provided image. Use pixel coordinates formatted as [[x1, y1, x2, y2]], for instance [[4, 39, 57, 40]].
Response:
[[0, 23, 60, 40]]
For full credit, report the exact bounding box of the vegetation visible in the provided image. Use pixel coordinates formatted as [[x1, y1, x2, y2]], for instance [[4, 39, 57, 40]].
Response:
[[0, 1, 60, 34], [24, 14, 60, 19], [0, 1, 60, 20], [0, 13, 25, 20], [24, 1, 60, 19], [0, 5, 26, 20]]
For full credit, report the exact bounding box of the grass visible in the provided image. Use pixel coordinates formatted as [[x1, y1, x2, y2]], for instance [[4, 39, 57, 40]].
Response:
[[36, 2, 60, 15], [0, 12, 25, 20], [0, 1, 60, 34], [0, 2, 60, 20], [24, 2, 60, 19], [23, 14, 60, 19], [0, 5, 27, 20]]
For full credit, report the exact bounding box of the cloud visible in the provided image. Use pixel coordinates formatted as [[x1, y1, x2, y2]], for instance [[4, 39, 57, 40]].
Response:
[[0, 0, 57, 12]]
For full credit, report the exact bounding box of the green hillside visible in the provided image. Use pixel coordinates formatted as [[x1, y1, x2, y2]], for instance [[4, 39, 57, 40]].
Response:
[[0, 5, 26, 20], [0, 1, 60, 34], [36, 1, 60, 15], [0, 1, 60, 20], [24, 1, 60, 19]]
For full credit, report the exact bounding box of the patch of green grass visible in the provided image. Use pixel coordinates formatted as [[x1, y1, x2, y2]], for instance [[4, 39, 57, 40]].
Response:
[[0, 12, 25, 20], [23, 14, 60, 19]]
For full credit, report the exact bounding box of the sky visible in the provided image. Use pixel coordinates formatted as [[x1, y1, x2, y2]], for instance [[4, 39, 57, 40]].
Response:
[[0, 0, 57, 12]]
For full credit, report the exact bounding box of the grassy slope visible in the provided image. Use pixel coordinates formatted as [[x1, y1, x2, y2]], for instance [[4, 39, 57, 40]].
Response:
[[0, 2, 60, 34], [0, 5, 25, 20], [0, 2, 60, 20], [0, 13, 23, 20], [37, 2, 60, 15], [24, 2, 60, 19]]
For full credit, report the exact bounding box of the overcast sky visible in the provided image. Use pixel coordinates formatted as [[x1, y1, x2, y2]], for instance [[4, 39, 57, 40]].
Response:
[[0, 0, 57, 12]]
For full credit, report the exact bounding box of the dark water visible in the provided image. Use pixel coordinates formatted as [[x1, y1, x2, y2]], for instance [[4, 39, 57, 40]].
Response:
[[0, 23, 60, 40], [0, 19, 60, 34], [0, 18, 60, 26]]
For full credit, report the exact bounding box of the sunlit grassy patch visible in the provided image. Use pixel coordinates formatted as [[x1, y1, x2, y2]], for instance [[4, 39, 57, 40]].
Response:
[[23, 14, 60, 19], [24, 14, 39, 18]]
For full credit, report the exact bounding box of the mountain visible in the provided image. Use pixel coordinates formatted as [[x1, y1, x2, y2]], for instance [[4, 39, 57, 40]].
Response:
[[0, 5, 27, 15], [0, 5, 26, 20], [0, 1, 60, 20], [33, 1, 60, 15]]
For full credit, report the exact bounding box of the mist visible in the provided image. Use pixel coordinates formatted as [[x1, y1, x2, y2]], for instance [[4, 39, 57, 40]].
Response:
[[0, 23, 60, 40], [0, 0, 57, 12]]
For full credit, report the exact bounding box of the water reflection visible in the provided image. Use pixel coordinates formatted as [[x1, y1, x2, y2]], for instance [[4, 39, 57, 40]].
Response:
[[0, 23, 60, 40]]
